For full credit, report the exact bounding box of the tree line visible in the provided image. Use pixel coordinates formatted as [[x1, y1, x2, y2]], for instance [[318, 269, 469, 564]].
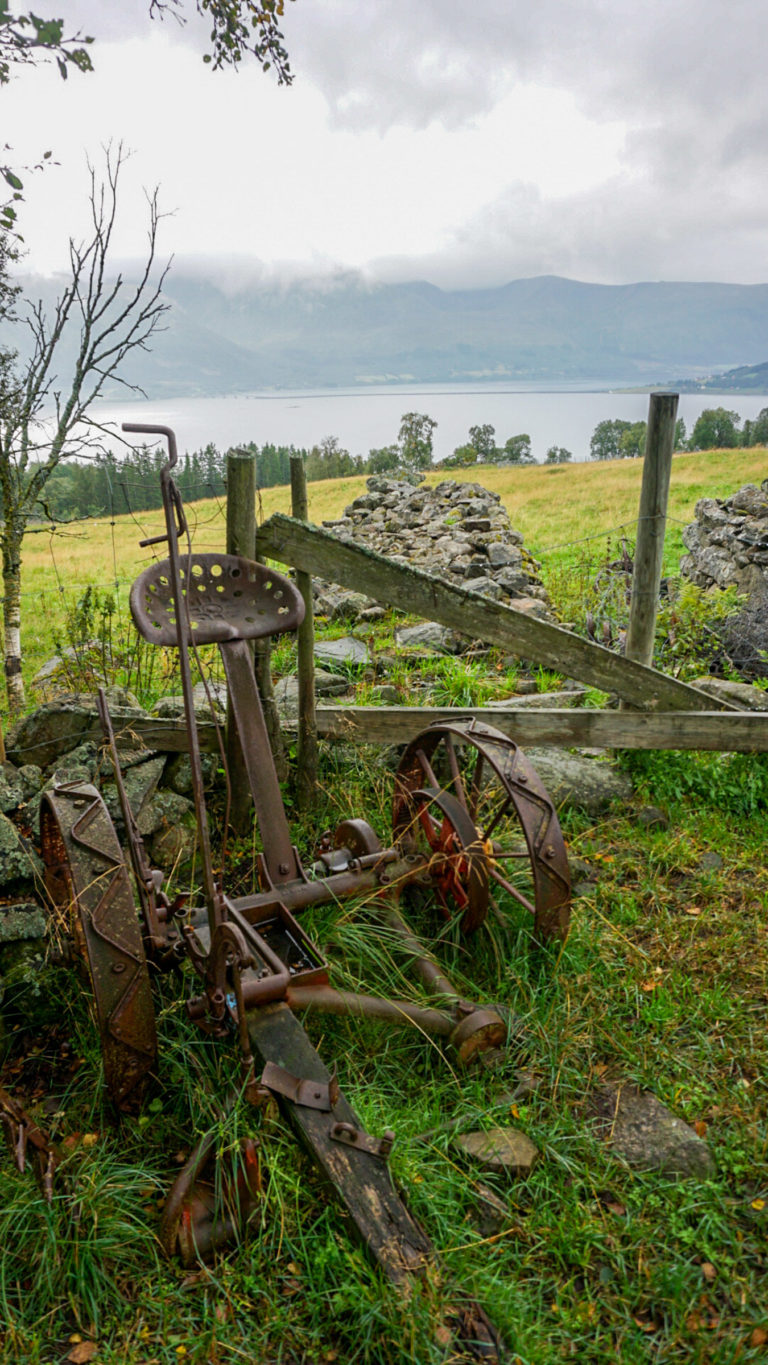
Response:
[[36, 399, 768, 523]]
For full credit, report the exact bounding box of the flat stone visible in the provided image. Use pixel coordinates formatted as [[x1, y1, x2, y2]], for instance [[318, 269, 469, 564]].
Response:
[[486, 689, 586, 710], [454, 1126, 539, 1175], [487, 542, 522, 568], [691, 676, 768, 711], [314, 637, 371, 672], [394, 623, 463, 653], [588, 1084, 714, 1178], [525, 748, 633, 815]]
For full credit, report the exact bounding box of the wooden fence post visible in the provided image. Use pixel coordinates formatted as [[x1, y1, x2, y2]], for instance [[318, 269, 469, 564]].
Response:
[[625, 392, 679, 670], [225, 450, 257, 832], [290, 455, 318, 812]]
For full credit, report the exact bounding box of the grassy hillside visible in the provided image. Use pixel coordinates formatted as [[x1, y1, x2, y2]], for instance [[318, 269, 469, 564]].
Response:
[[12, 445, 766, 699]]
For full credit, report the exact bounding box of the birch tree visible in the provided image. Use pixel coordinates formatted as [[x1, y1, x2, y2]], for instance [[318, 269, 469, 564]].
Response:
[[0, 146, 168, 714]]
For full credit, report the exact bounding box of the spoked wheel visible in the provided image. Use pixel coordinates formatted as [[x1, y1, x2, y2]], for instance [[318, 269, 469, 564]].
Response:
[[393, 720, 571, 942], [40, 782, 158, 1109]]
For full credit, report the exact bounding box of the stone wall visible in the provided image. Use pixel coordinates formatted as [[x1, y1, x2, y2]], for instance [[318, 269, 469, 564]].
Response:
[[315, 476, 551, 623], [680, 481, 768, 603]]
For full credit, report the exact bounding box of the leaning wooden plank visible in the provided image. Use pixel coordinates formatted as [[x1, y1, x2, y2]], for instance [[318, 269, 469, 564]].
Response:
[[256, 514, 735, 713], [246, 1000, 432, 1285], [314, 706, 768, 752]]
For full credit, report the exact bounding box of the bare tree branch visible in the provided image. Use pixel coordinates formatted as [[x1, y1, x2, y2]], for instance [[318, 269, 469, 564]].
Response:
[[0, 144, 169, 714]]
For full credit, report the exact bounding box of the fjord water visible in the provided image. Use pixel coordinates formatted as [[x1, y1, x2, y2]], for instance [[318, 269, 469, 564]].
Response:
[[94, 383, 768, 465]]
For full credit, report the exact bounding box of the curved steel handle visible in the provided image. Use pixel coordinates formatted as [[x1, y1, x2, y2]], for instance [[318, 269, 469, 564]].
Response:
[[122, 422, 178, 471]]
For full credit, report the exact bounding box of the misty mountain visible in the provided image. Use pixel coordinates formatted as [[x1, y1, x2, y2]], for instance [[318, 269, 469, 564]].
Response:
[[670, 359, 768, 393], [9, 272, 768, 398]]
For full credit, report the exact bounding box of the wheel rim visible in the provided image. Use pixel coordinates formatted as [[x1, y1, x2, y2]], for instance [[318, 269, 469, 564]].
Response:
[[393, 719, 571, 942]]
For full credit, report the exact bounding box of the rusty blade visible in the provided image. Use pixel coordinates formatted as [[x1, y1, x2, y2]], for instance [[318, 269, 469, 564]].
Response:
[[40, 783, 157, 1109]]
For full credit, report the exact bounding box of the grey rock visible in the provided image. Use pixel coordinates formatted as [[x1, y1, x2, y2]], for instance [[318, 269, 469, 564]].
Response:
[[275, 668, 352, 720], [164, 751, 219, 796], [0, 901, 47, 944], [7, 695, 145, 770], [369, 684, 399, 704], [696, 850, 724, 873], [137, 788, 194, 840], [394, 622, 463, 653], [0, 811, 43, 885], [588, 1084, 714, 1178], [103, 756, 166, 823], [0, 763, 28, 814], [525, 748, 633, 815], [454, 1126, 539, 1175], [315, 588, 371, 622], [637, 806, 670, 831], [314, 637, 371, 671], [147, 807, 198, 866], [486, 689, 586, 709], [690, 676, 768, 711], [467, 577, 504, 601], [487, 542, 522, 569]]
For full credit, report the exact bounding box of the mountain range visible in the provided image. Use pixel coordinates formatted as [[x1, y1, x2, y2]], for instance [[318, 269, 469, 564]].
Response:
[[11, 271, 768, 398]]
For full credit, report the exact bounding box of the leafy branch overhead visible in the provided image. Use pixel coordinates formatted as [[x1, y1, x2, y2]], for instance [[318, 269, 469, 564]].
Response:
[[0, 1, 295, 85], [0, 1, 93, 84], [149, 0, 295, 82]]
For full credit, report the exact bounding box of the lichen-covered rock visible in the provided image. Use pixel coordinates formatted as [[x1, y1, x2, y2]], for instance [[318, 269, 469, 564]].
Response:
[[454, 1126, 539, 1175], [588, 1084, 714, 1178], [318, 477, 550, 622], [394, 623, 463, 653], [0, 812, 43, 886], [6, 693, 146, 769], [525, 747, 633, 814], [680, 480, 768, 604], [136, 788, 194, 840], [690, 676, 768, 711]]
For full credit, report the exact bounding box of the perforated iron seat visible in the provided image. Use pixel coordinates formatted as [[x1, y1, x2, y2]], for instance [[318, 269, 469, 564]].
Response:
[[130, 553, 305, 646]]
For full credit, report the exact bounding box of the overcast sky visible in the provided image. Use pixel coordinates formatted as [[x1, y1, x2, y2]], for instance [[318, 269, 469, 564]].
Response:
[[4, 0, 768, 288]]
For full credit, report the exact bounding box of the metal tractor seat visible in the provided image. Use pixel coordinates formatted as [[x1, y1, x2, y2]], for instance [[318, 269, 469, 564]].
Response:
[[130, 552, 304, 646]]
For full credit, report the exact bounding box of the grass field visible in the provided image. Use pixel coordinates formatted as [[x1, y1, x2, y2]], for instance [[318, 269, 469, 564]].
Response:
[[12, 444, 768, 708], [0, 447, 766, 1364]]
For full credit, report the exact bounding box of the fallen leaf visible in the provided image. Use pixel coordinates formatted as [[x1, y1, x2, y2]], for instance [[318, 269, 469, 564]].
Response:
[[751, 1198, 765, 1211], [701, 1263, 717, 1282], [281, 1278, 301, 1297], [81, 1133, 98, 1148], [694, 1120, 708, 1138], [67, 1343, 98, 1364], [683, 905, 702, 916], [641, 980, 660, 993], [750, 1327, 767, 1347]]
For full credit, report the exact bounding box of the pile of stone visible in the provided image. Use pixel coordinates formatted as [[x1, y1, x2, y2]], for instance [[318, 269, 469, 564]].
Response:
[[314, 476, 550, 625], [680, 480, 768, 603]]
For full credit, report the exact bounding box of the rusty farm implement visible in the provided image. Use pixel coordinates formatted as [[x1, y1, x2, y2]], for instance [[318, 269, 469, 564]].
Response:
[[7, 423, 572, 1359]]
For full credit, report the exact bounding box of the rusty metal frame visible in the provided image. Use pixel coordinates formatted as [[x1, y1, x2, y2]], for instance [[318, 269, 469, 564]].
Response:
[[27, 422, 573, 1361]]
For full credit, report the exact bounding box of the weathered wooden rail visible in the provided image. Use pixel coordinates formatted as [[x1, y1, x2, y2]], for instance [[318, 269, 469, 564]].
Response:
[[255, 513, 735, 715], [10, 707, 766, 769]]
